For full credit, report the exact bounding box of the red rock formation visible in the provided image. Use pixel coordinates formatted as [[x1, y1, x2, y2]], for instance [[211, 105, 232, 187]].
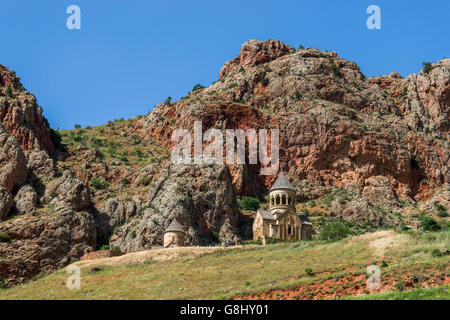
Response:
[[135, 41, 449, 202]]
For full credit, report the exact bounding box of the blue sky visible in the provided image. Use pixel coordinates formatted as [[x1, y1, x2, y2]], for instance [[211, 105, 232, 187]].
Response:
[[0, 0, 448, 129]]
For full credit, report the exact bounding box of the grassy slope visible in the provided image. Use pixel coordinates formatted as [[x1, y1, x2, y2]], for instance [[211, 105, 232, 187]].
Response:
[[0, 230, 448, 300]]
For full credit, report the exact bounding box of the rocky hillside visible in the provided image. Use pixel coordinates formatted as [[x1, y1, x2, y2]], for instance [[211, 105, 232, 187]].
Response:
[[0, 40, 449, 286]]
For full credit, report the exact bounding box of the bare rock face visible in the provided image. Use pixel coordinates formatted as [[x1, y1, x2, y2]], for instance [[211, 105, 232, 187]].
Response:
[[329, 196, 386, 226], [25, 149, 57, 182], [110, 163, 242, 251], [14, 185, 38, 215], [0, 187, 13, 221], [418, 186, 450, 215], [0, 125, 27, 193], [0, 65, 54, 153], [43, 170, 91, 212], [136, 40, 449, 210], [362, 176, 399, 209], [0, 209, 96, 285]]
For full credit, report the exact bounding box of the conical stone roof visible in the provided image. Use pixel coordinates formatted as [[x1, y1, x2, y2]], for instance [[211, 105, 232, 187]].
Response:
[[164, 219, 186, 234], [269, 172, 295, 191]]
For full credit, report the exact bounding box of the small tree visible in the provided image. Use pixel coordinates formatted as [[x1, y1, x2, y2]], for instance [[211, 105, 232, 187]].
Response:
[[74, 124, 82, 129], [419, 214, 441, 232], [320, 221, 351, 241], [422, 62, 432, 74], [192, 84, 205, 92], [238, 196, 260, 211]]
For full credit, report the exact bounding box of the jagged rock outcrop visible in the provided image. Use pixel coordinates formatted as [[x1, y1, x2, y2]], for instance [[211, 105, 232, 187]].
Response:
[[25, 149, 57, 182], [14, 185, 38, 215], [0, 65, 54, 153], [43, 170, 91, 212], [109, 163, 242, 251], [0, 209, 96, 286], [0, 126, 27, 194]]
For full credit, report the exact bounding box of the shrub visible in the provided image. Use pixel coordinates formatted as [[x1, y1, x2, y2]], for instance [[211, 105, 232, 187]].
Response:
[[238, 196, 260, 211], [121, 178, 131, 186], [294, 90, 302, 100], [100, 245, 110, 251], [74, 124, 82, 129], [435, 204, 448, 217], [431, 249, 443, 257], [394, 281, 404, 291], [422, 62, 432, 74], [192, 84, 205, 92], [90, 177, 102, 189], [130, 230, 136, 239], [103, 181, 111, 189], [320, 221, 351, 241], [418, 214, 441, 232], [139, 176, 150, 186], [330, 63, 341, 77], [211, 231, 220, 243], [164, 96, 172, 105], [0, 232, 10, 242], [305, 268, 314, 276], [70, 257, 79, 264]]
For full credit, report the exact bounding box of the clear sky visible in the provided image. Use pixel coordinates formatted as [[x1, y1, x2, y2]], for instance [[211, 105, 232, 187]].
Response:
[[0, 0, 448, 129]]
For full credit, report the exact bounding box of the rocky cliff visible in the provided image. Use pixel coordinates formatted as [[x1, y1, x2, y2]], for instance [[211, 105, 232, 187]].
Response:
[[0, 40, 448, 285]]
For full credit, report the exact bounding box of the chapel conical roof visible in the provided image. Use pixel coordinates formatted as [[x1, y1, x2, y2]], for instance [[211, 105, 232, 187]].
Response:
[[164, 219, 186, 233], [269, 172, 295, 191]]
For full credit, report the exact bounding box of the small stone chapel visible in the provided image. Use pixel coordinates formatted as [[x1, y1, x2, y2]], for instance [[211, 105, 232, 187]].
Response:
[[253, 173, 312, 243]]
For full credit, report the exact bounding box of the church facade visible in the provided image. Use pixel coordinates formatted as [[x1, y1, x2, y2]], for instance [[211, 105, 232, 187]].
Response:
[[253, 173, 312, 243]]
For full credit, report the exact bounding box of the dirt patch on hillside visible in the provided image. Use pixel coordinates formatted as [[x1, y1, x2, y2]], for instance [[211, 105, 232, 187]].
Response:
[[368, 230, 402, 259], [73, 246, 232, 268], [235, 268, 449, 300]]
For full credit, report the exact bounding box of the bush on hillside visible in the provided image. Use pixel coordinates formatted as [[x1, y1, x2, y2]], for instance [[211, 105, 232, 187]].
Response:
[[418, 214, 441, 232], [238, 196, 260, 211], [320, 221, 351, 241]]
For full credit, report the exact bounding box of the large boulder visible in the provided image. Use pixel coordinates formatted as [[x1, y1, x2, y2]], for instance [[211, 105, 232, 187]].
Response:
[[14, 185, 38, 215], [0, 209, 96, 285]]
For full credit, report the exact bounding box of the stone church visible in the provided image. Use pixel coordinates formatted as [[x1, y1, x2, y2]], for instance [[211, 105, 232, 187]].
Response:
[[253, 173, 312, 243]]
